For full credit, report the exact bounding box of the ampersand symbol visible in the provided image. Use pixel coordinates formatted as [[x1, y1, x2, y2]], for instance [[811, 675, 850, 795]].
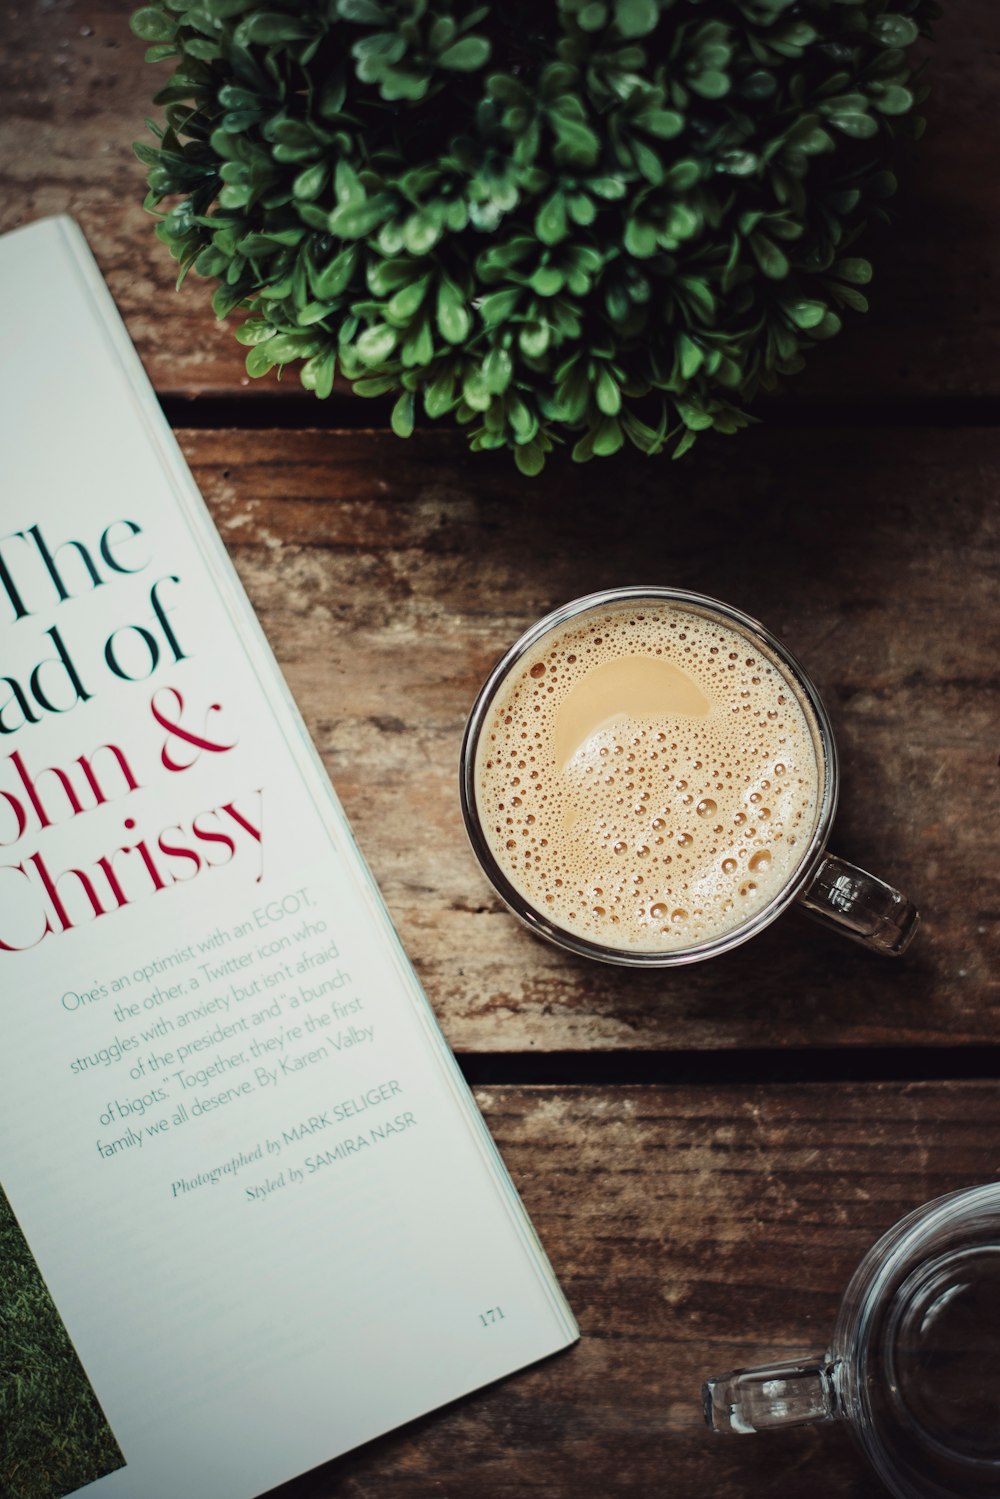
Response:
[[151, 687, 236, 772]]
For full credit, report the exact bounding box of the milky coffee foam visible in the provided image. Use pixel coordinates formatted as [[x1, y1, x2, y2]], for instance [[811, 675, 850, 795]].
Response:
[[473, 600, 824, 952]]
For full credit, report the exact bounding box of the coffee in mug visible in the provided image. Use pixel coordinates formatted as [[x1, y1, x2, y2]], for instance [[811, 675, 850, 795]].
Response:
[[460, 588, 917, 965]]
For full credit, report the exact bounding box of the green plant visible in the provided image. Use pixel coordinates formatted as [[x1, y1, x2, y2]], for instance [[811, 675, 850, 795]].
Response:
[[133, 0, 934, 472]]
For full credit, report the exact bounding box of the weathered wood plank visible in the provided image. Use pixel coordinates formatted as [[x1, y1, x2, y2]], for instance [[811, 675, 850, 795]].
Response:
[[0, 0, 997, 403], [272, 1080, 1000, 1498], [175, 424, 999, 1053]]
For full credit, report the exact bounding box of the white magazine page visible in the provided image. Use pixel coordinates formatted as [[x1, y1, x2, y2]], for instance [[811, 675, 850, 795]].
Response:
[[0, 216, 576, 1499]]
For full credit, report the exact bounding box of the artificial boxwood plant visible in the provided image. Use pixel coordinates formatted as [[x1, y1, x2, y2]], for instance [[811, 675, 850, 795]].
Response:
[[133, 0, 934, 472]]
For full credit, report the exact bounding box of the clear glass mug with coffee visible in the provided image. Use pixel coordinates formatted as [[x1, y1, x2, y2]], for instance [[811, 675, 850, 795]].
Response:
[[460, 587, 917, 964], [704, 1184, 1000, 1499]]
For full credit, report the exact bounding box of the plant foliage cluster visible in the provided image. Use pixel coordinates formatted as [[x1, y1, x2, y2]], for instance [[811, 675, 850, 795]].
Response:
[[134, 0, 934, 472]]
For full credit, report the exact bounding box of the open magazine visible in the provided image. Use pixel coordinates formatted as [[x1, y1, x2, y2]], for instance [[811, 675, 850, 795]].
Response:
[[0, 216, 577, 1499]]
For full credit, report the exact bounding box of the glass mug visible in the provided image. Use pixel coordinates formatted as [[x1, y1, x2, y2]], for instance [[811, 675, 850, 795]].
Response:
[[704, 1184, 1000, 1498], [460, 587, 917, 966]]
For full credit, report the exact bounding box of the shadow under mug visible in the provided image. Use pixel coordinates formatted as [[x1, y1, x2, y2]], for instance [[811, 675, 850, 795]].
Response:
[[704, 1184, 1000, 1499], [460, 588, 918, 966]]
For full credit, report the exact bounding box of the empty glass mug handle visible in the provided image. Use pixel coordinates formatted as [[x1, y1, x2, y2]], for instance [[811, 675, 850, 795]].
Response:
[[797, 853, 918, 956], [704, 1356, 841, 1435]]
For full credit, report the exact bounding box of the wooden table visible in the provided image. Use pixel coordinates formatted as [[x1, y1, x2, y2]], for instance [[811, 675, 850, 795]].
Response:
[[2, 5, 998, 1494]]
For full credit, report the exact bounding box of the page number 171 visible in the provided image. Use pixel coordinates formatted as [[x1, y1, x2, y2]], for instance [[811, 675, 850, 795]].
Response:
[[479, 1306, 505, 1327]]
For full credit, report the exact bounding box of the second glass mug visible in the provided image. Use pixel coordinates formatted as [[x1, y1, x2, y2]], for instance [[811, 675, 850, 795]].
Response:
[[460, 587, 918, 964], [704, 1184, 1000, 1499]]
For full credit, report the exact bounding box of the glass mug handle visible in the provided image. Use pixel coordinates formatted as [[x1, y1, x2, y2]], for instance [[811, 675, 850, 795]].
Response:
[[797, 853, 919, 956], [704, 1357, 841, 1434]]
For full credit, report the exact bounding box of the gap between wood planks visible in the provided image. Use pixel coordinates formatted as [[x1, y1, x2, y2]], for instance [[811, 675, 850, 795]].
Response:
[[161, 394, 1000, 433], [456, 1048, 1000, 1087]]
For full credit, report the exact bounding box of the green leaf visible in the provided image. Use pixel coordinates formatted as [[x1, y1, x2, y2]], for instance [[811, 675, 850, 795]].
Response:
[[266, 333, 319, 363], [298, 301, 337, 326], [294, 163, 327, 200], [638, 109, 684, 139], [425, 374, 457, 417], [329, 196, 391, 238], [309, 245, 357, 300], [507, 394, 536, 440], [590, 176, 627, 200], [872, 14, 919, 48], [519, 322, 550, 359], [388, 276, 430, 321], [356, 323, 397, 364], [300, 351, 336, 399], [632, 138, 664, 185], [133, 141, 162, 166], [871, 84, 914, 116], [749, 234, 789, 280], [677, 277, 716, 320], [482, 347, 513, 394], [624, 220, 657, 259], [234, 319, 276, 347], [677, 334, 703, 379], [528, 265, 564, 297], [535, 193, 568, 246], [437, 36, 490, 70], [337, 0, 389, 19], [185, 38, 221, 61], [436, 280, 472, 343], [594, 367, 621, 416], [591, 416, 624, 456], [212, 283, 248, 319], [663, 159, 701, 191], [354, 375, 397, 396], [353, 31, 406, 62], [785, 299, 826, 330], [551, 115, 601, 169], [673, 428, 697, 460], [401, 317, 435, 367], [567, 192, 596, 227], [335, 160, 366, 206], [238, 11, 313, 42], [514, 441, 545, 476], [391, 389, 415, 438], [829, 111, 879, 140], [478, 288, 521, 326], [402, 212, 441, 255], [576, 3, 607, 31], [615, 0, 658, 38], [833, 285, 869, 314], [835, 257, 873, 285], [131, 7, 176, 40], [245, 344, 280, 378], [240, 12, 315, 43], [688, 69, 730, 100]]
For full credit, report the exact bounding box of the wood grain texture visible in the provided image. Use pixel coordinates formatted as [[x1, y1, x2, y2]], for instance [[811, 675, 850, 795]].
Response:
[[268, 1080, 1000, 1498], [0, 0, 997, 403], [177, 423, 999, 1054]]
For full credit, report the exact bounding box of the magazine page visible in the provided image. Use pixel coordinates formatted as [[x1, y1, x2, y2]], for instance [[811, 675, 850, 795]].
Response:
[[0, 216, 576, 1499]]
